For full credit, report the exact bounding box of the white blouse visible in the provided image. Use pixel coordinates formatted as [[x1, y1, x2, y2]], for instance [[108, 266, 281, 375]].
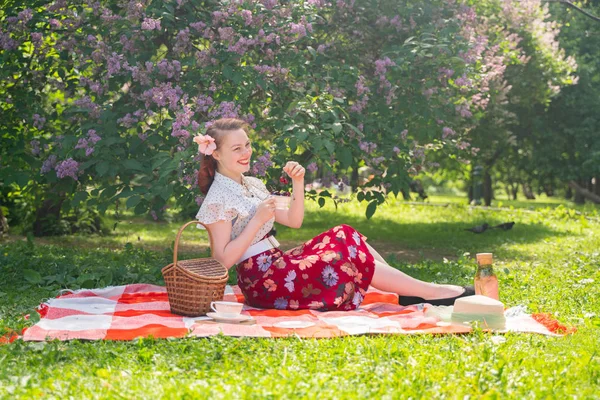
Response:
[[195, 171, 275, 246]]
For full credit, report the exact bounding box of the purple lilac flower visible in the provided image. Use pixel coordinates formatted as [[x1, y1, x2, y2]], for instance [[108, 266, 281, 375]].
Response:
[[241, 10, 253, 26], [41, 155, 57, 174], [371, 156, 386, 166], [141, 18, 161, 30], [87, 129, 101, 144], [31, 32, 43, 44], [117, 113, 138, 128], [30, 140, 41, 156], [18, 9, 33, 23], [73, 96, 101, 118], [307, 162, 318, 173], [75, 138, 88, 150], [260, 0, 277, 10], [106, 52, 124, 77], [208, 101, 240, 119], [251, 152, 273, 176], [195, 196, 205, 206], [157, 60, 181, 79], [173, 28, 191, 54], [358, 141, 377, 153], [456, 103, 473, 118], [212, 11, 229, 25], [401, 129, 408, 140], [32, 114, 46, 129], [49, 19, 61, 29], [55, 158, 79, 180], [218, 27, 235, 42], [390, 15, 402, 31], [141, 83, 184, 110], [355, 75, 370, 96], [442, 127, 456, 138], [190, 21, 206, 32]]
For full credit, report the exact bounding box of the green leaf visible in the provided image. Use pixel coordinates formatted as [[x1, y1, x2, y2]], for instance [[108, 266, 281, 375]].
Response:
[[134, 202, 148, 215], [159, 185, 173, 201], [23, 269, 42, 285], [72, 191, 88, 207], [332, 122, 342, 135], [126, 195, 141, 208], [345, 123, 364, 138], [318, 197, 325, 207], [323, 139, 335, 155], [337, 147, 353, 169], [366, 201, 377, 219], [96, 161, 110, 177], [123, 159, 145, 171], [357, 191, 364, 202]]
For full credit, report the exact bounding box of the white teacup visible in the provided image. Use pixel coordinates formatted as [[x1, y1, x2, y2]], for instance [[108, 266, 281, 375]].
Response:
[[272, 195, 291, 210], [210, 301, 244, 317]]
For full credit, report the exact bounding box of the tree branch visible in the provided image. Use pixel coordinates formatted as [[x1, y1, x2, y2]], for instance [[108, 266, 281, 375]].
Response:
[[568, 180, 600, 204], [543, 0, 600, 23]]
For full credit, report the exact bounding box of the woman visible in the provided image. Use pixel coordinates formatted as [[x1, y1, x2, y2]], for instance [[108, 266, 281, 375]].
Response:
[[194, 118, 473, 311]]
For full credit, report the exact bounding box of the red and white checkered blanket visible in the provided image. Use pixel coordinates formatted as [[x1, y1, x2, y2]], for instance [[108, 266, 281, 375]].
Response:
[[2, 283, 572, 342]]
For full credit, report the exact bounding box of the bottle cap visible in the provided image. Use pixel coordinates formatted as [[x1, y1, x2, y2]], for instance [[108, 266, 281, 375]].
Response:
[[476, 253, 493, 265]]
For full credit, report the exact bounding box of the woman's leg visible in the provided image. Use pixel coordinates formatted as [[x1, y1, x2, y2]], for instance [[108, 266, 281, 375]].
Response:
[[366, 242, 465, 299], [371, 260, 465, 299], [365, 241, 388, 265]]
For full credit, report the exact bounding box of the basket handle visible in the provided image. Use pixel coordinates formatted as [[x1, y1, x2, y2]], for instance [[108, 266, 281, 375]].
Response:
[[173, 220, 215, 266]]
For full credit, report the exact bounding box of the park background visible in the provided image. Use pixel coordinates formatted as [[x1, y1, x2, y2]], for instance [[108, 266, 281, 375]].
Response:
[[1, 0, 599, 398]]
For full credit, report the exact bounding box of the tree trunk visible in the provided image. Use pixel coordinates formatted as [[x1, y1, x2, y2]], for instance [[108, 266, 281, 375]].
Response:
[[594, 177, 600, 196], [0, 205, 8, 237], [483, 170, 493, 206], [569, 180, 600, 204], [512, 184, 519, 200], [565, 185, 573, 200], [350, 166, 359, 192], [33, 192, 67, 236], [523, 183, 536, 200]]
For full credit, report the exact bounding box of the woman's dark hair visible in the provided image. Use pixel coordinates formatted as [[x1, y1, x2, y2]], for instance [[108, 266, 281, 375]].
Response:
[[197, 118, 250, 195]]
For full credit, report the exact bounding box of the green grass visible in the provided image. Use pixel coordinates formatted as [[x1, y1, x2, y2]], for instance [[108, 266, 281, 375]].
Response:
[[1, 195, 599, 398]]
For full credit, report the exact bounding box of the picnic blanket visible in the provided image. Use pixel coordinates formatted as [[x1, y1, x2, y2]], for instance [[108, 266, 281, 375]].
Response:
[[2, 283, 574, 343]]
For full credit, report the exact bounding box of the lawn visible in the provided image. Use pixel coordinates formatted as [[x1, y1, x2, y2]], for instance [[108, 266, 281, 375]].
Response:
[[1, 195, 599, 398]]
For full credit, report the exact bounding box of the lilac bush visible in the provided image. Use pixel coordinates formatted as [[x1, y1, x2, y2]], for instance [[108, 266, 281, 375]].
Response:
[[0, 0, 576, 223]]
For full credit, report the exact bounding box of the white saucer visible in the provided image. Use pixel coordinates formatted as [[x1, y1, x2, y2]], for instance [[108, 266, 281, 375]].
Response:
[[206, 312, 253, 323], [273, 321, 316, 329]]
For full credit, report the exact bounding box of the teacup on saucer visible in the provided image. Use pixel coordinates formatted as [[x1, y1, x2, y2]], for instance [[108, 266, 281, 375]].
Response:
[[210, 301, 243, 318]]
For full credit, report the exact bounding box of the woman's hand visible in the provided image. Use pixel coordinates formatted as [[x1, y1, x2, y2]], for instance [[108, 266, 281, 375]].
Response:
[[283, 161, 305, 182], [254, 197, 276, 224]]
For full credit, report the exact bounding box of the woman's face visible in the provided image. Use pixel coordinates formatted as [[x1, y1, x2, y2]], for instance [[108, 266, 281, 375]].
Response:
[[213, 128, 252, 175]]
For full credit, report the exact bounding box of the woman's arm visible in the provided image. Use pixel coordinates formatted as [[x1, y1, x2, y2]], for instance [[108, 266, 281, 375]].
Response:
[[274, 179, 304, 228], [206, 217, 268, 270]]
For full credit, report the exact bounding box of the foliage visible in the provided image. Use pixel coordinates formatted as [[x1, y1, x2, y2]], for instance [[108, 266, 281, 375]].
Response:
[[1, 0, 528, 224]]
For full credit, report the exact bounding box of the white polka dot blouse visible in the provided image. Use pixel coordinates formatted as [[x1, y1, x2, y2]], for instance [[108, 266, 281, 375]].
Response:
[[195, 170, 275, 246]]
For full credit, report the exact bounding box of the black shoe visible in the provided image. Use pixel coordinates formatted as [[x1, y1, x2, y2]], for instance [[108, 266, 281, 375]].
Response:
[[399, 286, 475, 306]]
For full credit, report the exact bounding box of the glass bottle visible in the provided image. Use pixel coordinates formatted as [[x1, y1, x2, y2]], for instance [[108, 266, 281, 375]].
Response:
[[474, 253, 499, 300]]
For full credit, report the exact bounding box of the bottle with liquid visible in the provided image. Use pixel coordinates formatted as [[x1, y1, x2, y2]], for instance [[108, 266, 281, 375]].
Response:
[[474, 253, 499, 300]]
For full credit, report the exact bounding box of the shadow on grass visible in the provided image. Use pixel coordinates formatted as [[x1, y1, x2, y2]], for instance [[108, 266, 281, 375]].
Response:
[[3, 204, 573, 267], [277, 208, 572, 262]]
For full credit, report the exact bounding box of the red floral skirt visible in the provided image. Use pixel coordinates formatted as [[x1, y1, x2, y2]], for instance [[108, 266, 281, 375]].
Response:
[[236, 224, 376, 311]]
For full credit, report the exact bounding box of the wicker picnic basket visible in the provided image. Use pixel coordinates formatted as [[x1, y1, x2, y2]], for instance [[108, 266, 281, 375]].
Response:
[[161, 220, 228, 317]]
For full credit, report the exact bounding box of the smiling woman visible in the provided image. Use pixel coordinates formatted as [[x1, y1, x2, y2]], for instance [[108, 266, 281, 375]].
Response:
[[192, 118, 473, 311]]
